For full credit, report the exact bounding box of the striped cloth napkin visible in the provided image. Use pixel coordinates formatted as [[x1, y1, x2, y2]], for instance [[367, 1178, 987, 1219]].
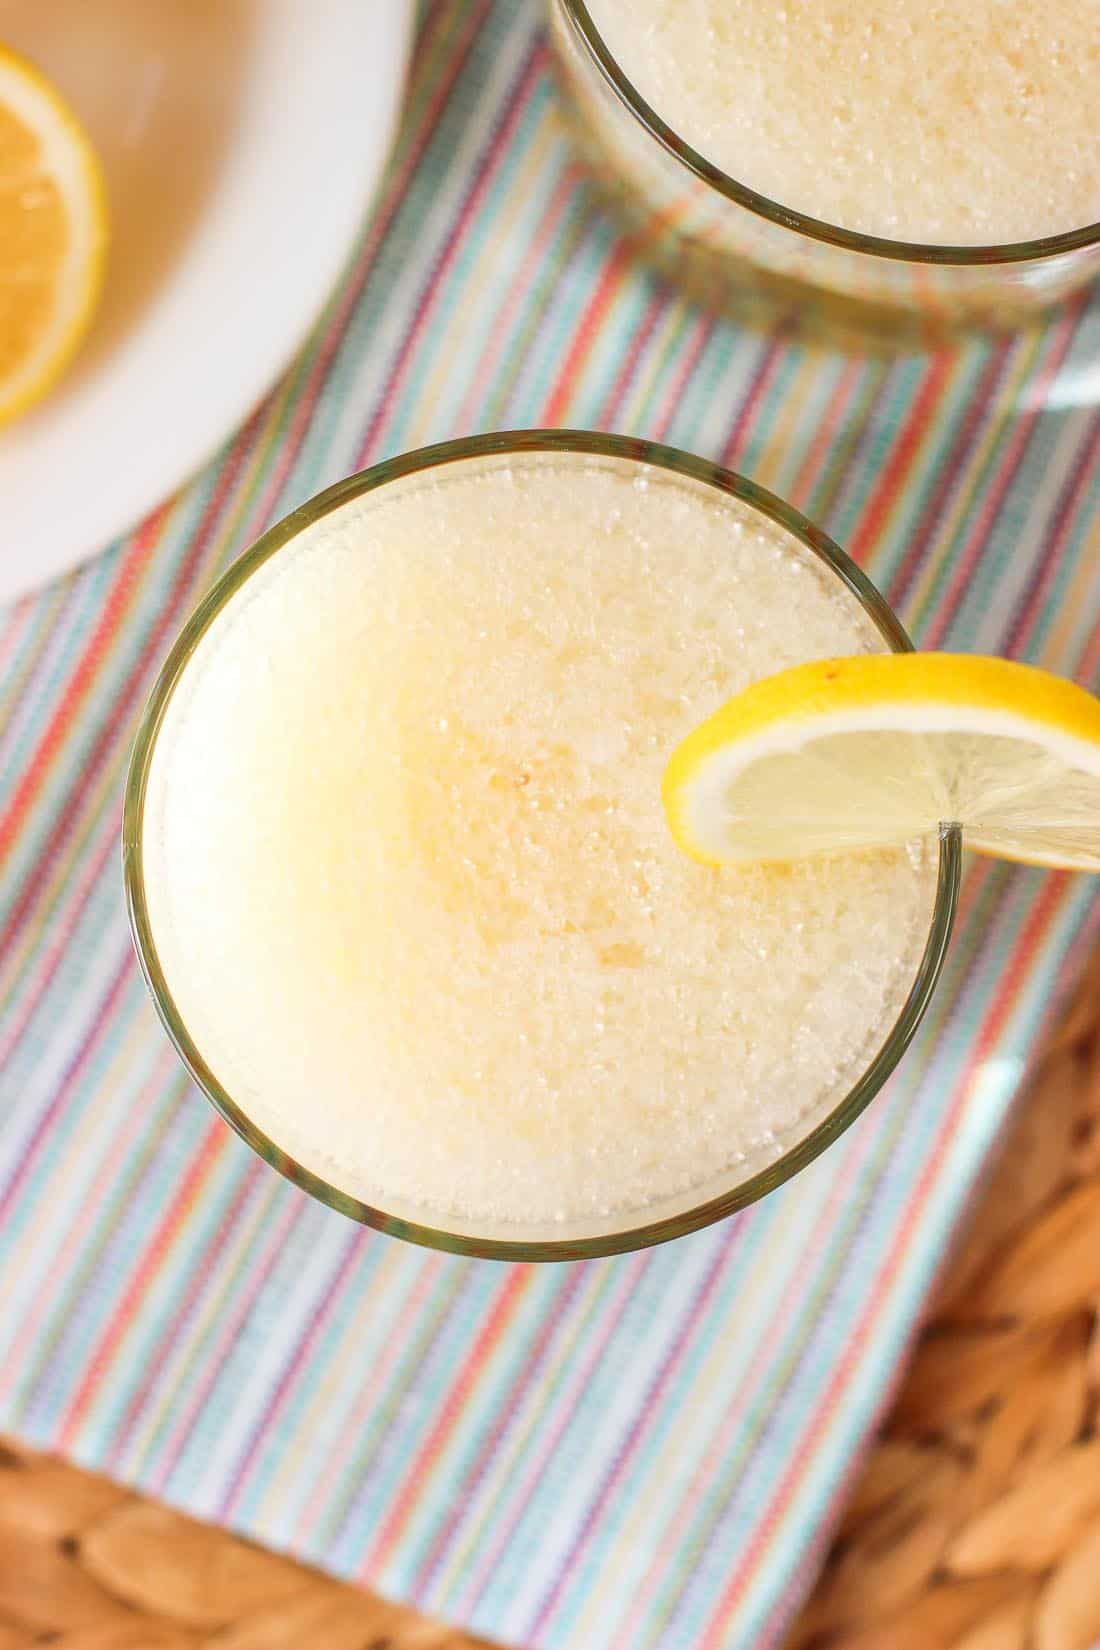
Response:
[[1, 4, 1098, 1646]]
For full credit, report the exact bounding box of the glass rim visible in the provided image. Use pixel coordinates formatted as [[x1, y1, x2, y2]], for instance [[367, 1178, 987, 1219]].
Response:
[[123, 429, 962, 1263], [559, 0, 1100, 267]]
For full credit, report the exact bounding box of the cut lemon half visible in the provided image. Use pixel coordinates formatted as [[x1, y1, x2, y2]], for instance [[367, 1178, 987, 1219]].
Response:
[[0, 45, 107, 425], [663, 654, 1100, 871]]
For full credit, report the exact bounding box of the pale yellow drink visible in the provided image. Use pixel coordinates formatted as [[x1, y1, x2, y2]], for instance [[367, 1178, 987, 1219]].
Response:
[[585, 0, 1100, 244], [141, 449, 936, 1231]]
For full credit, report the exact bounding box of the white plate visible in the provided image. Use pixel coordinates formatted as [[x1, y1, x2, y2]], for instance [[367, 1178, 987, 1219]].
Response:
[[0, 0, 414, 605]]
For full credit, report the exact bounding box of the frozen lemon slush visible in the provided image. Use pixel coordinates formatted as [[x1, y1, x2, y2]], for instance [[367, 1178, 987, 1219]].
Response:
[[141, 449, 936, 1227], [585, 0, 1100, 245]]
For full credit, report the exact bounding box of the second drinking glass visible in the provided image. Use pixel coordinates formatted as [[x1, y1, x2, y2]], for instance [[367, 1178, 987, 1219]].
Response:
[[549, 0, 1100, 342]]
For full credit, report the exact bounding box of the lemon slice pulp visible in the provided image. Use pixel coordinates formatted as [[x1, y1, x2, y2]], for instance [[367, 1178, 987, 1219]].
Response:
[[0, 45, 107, 425], [663, 654, 1100, 871]]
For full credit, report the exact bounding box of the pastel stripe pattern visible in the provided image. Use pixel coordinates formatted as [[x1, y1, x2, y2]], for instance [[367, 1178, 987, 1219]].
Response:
[[1, 5, 1099, 1647]]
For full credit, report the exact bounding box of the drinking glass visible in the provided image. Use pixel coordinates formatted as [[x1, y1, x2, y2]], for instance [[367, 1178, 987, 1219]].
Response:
[[548, 0, 1100, 346], [125, 431, 961, 1260]]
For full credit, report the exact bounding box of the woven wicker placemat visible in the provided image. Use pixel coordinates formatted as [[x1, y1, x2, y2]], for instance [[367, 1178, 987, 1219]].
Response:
[[2, 950, 1098, 1650]]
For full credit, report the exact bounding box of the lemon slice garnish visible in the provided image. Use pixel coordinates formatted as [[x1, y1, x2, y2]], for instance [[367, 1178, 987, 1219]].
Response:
[[0, 45, 107, 425], [663, 654, 1100, 870]]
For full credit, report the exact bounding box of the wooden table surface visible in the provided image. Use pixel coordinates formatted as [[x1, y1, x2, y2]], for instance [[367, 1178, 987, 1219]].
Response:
[[2, 951, 1098, 1650]]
